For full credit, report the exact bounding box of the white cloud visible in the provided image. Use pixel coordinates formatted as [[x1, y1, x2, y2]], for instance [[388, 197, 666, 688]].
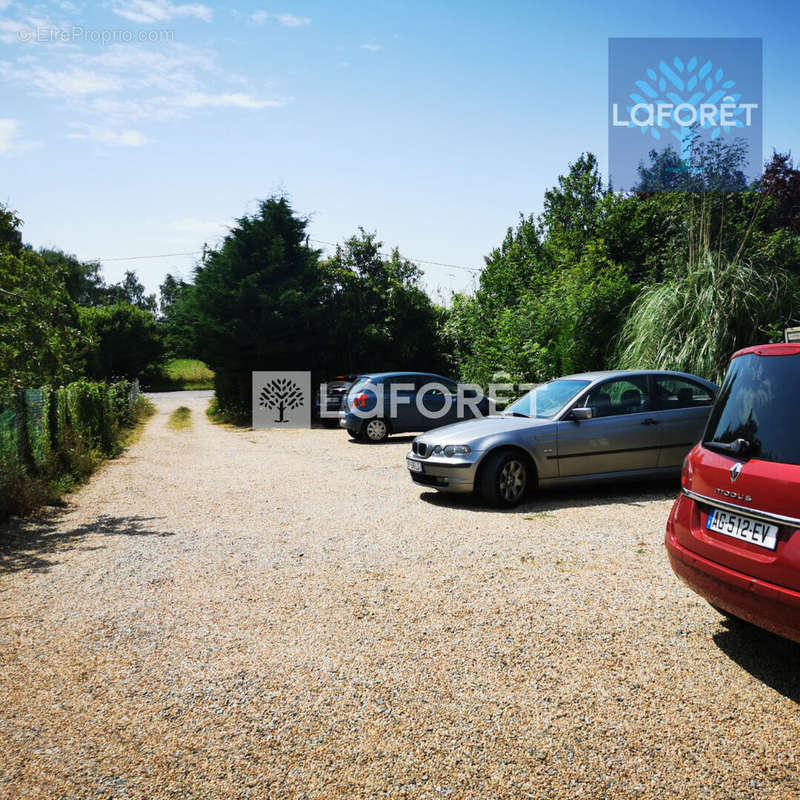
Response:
[[251, 11, 310, 27], [274, 13, 310, 27], [0, 15, 288, 149], [111, 0, 212, 24], [181, 91, 288, 110], [69, 123, 150, 146], [0, 62, 121, 95], [0, 17, 28, 43], [360, 43, 380, 51], [0, 118, 41, 155], [93, 43, 216, 91]]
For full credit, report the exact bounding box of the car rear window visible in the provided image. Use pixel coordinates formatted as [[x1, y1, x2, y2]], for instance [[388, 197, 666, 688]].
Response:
[[704, 353, 800, 466], [346, 377, 372, 398], [655, 376, 714, 409]]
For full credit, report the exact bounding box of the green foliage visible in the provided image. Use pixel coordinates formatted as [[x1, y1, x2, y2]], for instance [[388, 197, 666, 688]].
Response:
[[320, 228, 448, 376], [633, 135, 750, 193], [0, 226, 85, 388], [79, 304, 164, 380], [109, 270, 157, 312], [0, 379, 144, 520], [158, 274, 199, 356], [186, 197, 325, 415], [761, 150, 800, 233], [447, 143, 800, 390], [39, 249, 107, 306], [617, 249, 800, 384], [180, 198, 449, 416], [0, 204, 23, 253], [141, 358, 214, 391], [23, 388, 52, 471]]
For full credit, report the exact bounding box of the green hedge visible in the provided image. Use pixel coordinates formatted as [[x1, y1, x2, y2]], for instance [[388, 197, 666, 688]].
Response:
[[0, 379, 140, 519]]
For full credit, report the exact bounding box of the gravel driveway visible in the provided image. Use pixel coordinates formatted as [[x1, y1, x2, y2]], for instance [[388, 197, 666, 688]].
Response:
[[1, 392, 799, 799]]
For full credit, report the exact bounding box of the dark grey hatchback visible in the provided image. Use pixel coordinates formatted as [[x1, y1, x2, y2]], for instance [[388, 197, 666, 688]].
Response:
[[339, 371, 491, 443]]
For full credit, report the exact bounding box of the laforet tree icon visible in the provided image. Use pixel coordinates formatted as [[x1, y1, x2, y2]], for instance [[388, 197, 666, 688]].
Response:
[[259, 377, 304, 423]]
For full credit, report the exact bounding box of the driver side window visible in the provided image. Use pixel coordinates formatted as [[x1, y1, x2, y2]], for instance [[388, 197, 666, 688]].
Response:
[[583, 377, 651, 418]]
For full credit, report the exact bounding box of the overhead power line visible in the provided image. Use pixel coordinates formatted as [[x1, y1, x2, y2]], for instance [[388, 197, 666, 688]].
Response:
[[96, 250, 203, 262], [308, 238, 482, 274], [90, 242, 484, 275]]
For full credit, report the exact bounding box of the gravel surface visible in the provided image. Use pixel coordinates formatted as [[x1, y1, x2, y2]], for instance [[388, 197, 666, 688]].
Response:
[[1, 392, 799, 799]]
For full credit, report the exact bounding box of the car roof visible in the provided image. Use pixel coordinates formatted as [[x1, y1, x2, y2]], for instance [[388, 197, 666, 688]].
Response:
[[731, 343, 800, 359], [356, 371, 449, 381], [559, 369, 718, 388]]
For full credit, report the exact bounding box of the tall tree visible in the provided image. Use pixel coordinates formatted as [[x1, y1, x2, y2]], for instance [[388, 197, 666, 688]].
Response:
[[108, 270, 157, 313], [321, 229, 446, 375], [39, 249, 107, 306], [762, 150, 800, 232], [188, 196, 325, 414]]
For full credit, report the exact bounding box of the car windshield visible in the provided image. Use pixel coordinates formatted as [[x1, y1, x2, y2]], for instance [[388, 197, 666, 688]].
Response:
[[704, 353, 800, 466], [503, 379, 590, 419]]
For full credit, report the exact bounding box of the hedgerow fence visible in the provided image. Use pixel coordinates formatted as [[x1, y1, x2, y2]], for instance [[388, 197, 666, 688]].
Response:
[[0, 380, 140, 518]]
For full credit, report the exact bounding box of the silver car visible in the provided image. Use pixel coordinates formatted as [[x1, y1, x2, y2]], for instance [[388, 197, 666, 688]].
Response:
[[405, 370, 718, 507]]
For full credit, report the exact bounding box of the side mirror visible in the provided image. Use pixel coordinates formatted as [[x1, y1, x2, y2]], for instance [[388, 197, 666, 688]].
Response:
[[570, 407, 593, 421]]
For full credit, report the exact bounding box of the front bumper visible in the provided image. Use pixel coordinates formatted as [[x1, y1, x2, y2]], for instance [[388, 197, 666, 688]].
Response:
[[666, 498, 800, 643], [406, 452, 481, 493]]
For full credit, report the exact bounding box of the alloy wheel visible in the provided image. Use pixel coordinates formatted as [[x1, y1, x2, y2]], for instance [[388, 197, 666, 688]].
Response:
[[498, 459, 526, 502], [365, 419, 388, 442]]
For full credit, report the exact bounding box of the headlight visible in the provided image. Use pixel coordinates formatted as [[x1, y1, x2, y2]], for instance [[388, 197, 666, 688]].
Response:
[[443, 445, 471, 457]]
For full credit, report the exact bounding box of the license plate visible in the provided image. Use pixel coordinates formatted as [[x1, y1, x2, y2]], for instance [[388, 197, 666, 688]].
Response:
[[707, 508, 778, 550], [406, 458, 423, 473]]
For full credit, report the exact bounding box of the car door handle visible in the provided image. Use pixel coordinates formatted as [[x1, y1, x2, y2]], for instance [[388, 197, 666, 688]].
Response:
[[641, 418, 659, 426]]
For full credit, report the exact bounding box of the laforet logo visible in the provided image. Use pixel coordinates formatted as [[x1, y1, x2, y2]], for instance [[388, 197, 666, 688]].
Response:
[[252, 371, 311, 429], [613, 56, 756, 147], [608, 38, 762, 192], [258, 377, 304, 423]]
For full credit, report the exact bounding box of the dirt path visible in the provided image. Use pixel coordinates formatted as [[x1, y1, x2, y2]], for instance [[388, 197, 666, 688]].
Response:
[[1, 392, 798, 799]]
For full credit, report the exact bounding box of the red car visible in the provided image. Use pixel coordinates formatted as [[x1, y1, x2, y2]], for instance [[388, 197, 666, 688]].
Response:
[[666, 343, 800, 643]]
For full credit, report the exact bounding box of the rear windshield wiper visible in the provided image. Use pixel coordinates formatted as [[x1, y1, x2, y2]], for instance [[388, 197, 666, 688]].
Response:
[[704, 438, 750, 455]]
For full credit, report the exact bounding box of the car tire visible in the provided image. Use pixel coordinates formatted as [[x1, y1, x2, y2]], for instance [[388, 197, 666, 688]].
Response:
[[362, 418, 389, 443], [479, 449, 531, 508]]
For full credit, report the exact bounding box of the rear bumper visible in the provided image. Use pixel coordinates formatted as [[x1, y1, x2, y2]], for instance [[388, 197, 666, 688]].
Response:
[[406, 453, 478, 494], [339, 411, 361, 431], [666, 502, 800, 643]]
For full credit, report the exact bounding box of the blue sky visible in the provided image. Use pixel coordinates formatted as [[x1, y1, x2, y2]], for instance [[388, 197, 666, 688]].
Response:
[[0, 0, 797, 300]]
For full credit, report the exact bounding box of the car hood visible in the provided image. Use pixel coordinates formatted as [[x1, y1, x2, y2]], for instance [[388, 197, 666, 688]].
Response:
[[416, 415, 553, 447]]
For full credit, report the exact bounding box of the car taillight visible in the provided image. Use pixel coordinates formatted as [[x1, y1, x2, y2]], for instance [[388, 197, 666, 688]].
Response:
[[681, 454, 692, 489], [354, 393, 369, 409]]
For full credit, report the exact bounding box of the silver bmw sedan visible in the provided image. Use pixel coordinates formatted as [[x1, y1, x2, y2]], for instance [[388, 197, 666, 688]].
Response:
[[405, 370, 718, 507]]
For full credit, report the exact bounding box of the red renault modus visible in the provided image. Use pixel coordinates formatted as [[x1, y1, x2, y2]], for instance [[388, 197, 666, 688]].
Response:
[[666, 343, 800, 642]]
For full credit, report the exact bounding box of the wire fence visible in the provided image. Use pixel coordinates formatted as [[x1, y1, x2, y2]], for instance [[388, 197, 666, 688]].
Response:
[[0, 379, 140, 519]]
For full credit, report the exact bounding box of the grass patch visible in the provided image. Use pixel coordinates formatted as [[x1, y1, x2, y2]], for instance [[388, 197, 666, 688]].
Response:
[[206, 396, 249, 427], [167, 406, 192, 430], [143, 358, 214, 391]]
